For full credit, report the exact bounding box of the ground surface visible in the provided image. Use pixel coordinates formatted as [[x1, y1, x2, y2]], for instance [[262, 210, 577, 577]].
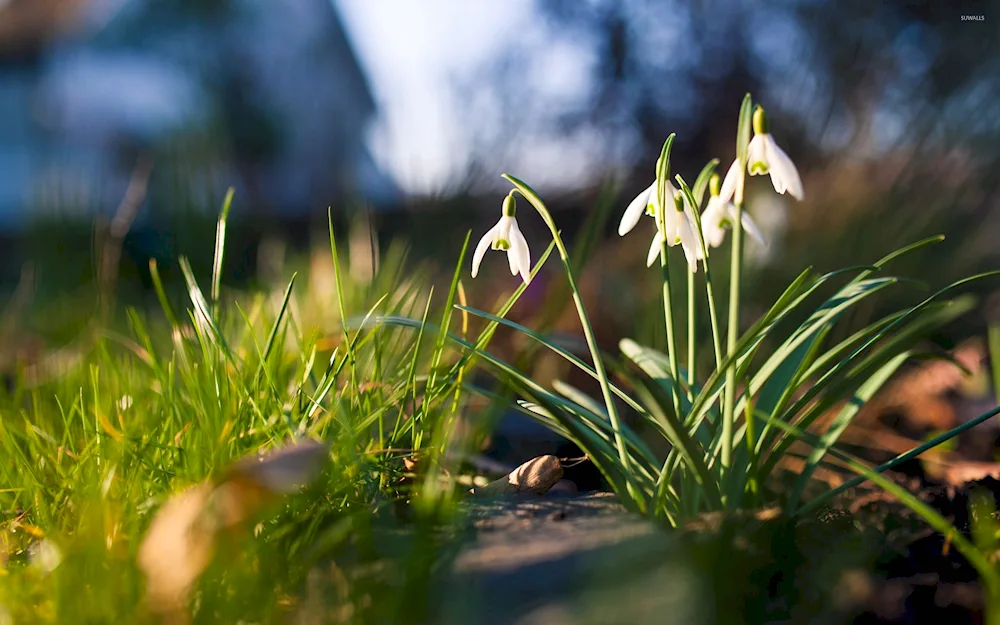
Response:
[[432, 482, 996, 625]]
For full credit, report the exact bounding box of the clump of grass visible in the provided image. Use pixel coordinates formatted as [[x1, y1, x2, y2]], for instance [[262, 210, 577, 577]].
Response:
[[0, 198, 480, 622]]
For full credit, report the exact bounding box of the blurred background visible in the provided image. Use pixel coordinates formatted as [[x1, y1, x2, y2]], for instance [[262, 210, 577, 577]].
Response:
[[1, 0, 999, 367]]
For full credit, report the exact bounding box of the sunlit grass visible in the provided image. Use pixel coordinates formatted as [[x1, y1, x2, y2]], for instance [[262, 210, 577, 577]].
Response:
[[0, 200, 481, 623]]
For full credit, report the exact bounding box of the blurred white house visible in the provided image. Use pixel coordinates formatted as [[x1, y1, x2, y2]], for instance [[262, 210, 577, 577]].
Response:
[[0, 0, 397, 229]]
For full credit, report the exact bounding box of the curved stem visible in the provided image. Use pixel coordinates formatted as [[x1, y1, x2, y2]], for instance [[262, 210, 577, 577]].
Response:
[[502, 175, 641, 506], [721, 176, 746, 497]]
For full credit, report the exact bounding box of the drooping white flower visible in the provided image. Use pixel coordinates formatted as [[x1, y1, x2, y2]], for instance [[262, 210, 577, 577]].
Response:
[[746, 106, 803, 200], [701, 173, 767, 248], [618, 180, 679, 236], [646, 194, 703, 272], [718, 158, 743, 205], [471, 192, 531, 284]]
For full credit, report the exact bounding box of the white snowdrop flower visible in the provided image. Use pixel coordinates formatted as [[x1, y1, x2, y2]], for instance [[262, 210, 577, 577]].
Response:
[[746, 106, 804, 200], [618, 180, 678, 236], [471, 192, 532, 284], [646, 193, 702, 272], [701, 173, 767, 248], [118, 395, 133, 411]]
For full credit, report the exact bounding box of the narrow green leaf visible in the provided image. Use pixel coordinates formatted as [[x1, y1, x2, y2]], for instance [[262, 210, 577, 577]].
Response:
[[458, 305, 646, 415], [785, 350, 910, 511], [736, 93, 753, 164], [655, 134, 676, 221], [691, 159, 720, 208], [211, 187, 235, 306], [148, 259, 179, 329], [178, 256, 233, 362], [796, 404, 1000, 518], [254, 273, 297, 387], [427, 232, 471, 395]]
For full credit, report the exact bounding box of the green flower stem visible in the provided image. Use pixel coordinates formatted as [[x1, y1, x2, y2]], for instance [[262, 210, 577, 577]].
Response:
[[721, 174, 746, 496], [654, 137, 683, 417], [687, 270, 696, 390], [660, 243, 682, 417], [502, 174, 639, 502], [677, 177, 722, 369]]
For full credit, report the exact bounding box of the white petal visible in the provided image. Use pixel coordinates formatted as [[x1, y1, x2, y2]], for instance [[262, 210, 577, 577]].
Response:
[[510, 219, 532, 284], [747, 135, 767, 176], [679, 219, 700, 273], [471, 223, 500, 278], [497, 215, 513, 241], [665, 181, 680, 205], [764, 136, 804, 200], [506, 241, 519, 276], [646, 231, 664, 267], [687, 212, 705, 260], [702, 196, 723, 222], [761, 136, 785, 194], [648, 181, 677, 222], [719, 159, 742, 204], [618, 182, 654, 236], [703, 219, 726, 248], [707, 226, 726, 248], [663, 209, 681, 246], [701, 197, 726, 248], [738, 209, 768, 247]]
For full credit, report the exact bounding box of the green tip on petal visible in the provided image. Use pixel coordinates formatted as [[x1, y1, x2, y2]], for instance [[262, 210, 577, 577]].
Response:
[[752, 105, 768, 135], [749, 161, 769, 175], [493, 238, 510, 251]]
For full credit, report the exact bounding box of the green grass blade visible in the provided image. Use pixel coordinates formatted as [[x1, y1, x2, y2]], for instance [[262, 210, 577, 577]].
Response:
[[796, 404, 1000, 517], [767, 274, 1000, 462], [148, 259, 180, 329], [631, 374, 722, 511], [254, 273, 298, 387], [989, 323, 1000, 406], [457, 305, 647, 415], [427, 232, 471, 396], [178, 256, 233, 363], [442, 240, 556, 384], [785, 350, 910, 511], [211, 187, 235, 307], [328, 208, 357, 394]]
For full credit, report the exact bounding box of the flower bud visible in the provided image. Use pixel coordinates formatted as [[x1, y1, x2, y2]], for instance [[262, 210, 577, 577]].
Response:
[[502, 191, 517, 217], [752, 105, 768, 135], [709, 173, 721, 198]]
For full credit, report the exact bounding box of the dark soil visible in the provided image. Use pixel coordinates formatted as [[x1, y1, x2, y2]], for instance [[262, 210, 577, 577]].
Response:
[[432, 477, 1000, 625]]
